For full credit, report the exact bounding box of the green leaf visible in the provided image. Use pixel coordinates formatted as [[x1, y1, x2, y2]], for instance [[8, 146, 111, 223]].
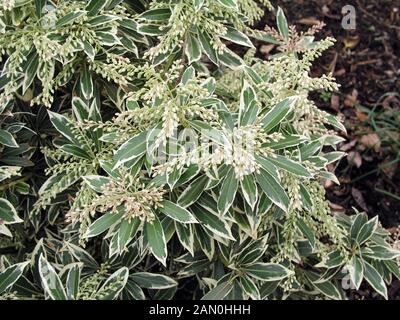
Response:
[[299, 183, 313, 210], [38, 254, 68, 300], [297, 219, 315, 249], [240, 174, 258, 210], [123, 280, 145, 300], [363, 260, 388, 299], [144, 215, 167, 266], [215, 0, 238, 10], [175, 222, 194, 255], [221, 27, 254, 48], [80, 63, 93, 100], [83, 175, 112, 193], [243, 263, 294, 281], [276, 7, 289, 41], [113, 131, 147, 169], [0, 262, 29, 294], [255, 169, 289, 211], [201, 281, 233, 300], [117, 218, 140, 252], [181, 66, 195, 85], [82, 40, 96, 61], [178, 175, 208, 208], [311, 279, 342, 300], [268, 155, 311, 178], [267, 155, 311, 177], [239, 276, 260, 300], [95, 267, 129, 300], [60, 144, 91, 160], [324, 151, 346, 164], [384, 260, 400, 281], [48, 111, 79, 145], [189, 120, 226, 145], [361, 245, 400, 261], [350, 214, 378, 246], [0, 224, 12, 237], [217, 167, 238, 215], [72, 97, 89, 121], [185, 32, 202, 64], [159, 200, 197, 224], [218, 49, 244, 69], [256, 156, 279, 179], [195, 225, 215, 260], [347, 255, 364, 290], [131, 272, 178, 289], [192, 204, 234, 241], [84, 208, 125, 238], [350, 213, 368, 240], [197, 29, 219, 65], [139, 8, 172, 21], [137, 24, 164, 36], [193, 0, 205, 10], [87, 15, 119, 27], [300, 140, 322, 160], [356, 216, 379, 245], [34, 0, 46, 18], [0, 198, 23, 224], [262, 97, 298, 132], [315, 250, 344, 269], [0, 129, 18, 148], [326, 114, 347, 133], [65, 263, 82, 300], [318, 171, 340, 185], [23, 52, 39, 93], [56, 10, 86, 27], [239, 81, 256, 122], [86, 0, 108, 16], [95, 31, 121, 46]]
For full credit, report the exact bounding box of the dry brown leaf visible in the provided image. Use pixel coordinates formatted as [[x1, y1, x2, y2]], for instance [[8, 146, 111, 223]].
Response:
[[347, 151, 362, 168], [343, 35, 360, 49], [352, 187, 368, 212], [360, 133, 381, 152]]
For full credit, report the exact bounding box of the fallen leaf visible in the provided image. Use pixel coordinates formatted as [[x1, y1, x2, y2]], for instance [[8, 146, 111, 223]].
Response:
[[330, 94, 340, 111], [356, 110, 368, 121], [334, 68, 346, 77], [259, 44, 275, 55], [343, 36, 360, 49], [340, 139, 357, 152], [380, 159, 398, 178], [352, 187, 368, 212], [298, 17, 321, 26], [360, 133, 381, 152], [347, 151, 362, 168], [329, 202, 346, 214], [322, 5, 330, 15], [344, 89, 358, 107]]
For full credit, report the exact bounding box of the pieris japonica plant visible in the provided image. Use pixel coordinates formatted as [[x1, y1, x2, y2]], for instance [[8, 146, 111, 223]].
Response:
[[0, 0, 399, 301]]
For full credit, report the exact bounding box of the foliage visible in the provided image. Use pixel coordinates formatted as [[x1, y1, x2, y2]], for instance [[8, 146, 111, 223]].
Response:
[[0, 0, 399, 300]]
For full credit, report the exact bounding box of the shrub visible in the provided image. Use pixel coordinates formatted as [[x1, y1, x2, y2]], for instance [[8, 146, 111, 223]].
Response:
[[0, 0, 399, 300]]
